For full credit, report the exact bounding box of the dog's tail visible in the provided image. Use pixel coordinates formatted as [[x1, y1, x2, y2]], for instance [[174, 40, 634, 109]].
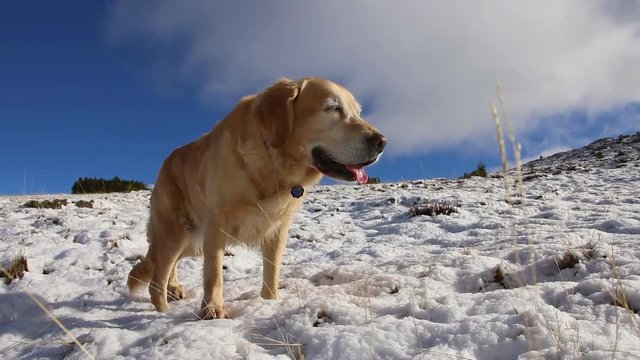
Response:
[[127, 257, 153, 293]]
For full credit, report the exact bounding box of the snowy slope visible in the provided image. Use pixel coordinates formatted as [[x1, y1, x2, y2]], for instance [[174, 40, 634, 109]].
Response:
[[1, 135, 639, 359], [523, 133, 640, 176]]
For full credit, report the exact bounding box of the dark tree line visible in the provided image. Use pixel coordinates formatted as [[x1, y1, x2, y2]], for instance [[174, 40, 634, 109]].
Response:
[[71, 176, 147, 194]]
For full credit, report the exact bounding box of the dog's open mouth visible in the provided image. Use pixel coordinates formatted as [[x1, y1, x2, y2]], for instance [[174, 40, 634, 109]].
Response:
[[311, 147, 376, 185]]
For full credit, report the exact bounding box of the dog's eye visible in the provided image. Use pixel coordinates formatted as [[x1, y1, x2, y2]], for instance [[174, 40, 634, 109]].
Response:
[[325, 104, 343, 115]]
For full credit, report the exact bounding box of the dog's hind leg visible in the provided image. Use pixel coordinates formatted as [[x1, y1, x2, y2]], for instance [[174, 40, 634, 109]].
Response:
[[167, 260, 188, 302], [127, 257, 153, 293], [147, 226, 185, 313], [167, 244, 201, 302]]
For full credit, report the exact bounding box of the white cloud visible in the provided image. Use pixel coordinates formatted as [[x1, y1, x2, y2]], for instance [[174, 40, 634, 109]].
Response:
[[106, 0, 640, 155]]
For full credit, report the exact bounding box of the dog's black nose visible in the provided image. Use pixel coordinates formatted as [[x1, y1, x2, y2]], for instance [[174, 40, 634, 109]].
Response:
[[367, 133, 386, 152]]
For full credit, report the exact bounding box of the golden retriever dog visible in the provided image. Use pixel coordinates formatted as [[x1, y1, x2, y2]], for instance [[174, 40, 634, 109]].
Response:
[[127, 77, 385, 319]]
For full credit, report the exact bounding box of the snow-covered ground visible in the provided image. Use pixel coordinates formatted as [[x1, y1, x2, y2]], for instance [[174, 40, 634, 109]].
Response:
[[1, 135, 639, 359]]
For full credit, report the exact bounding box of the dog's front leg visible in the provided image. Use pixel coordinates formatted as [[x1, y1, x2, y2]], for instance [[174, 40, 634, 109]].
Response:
[[260, 222, 289, 299], [200, 222, 227, 319]]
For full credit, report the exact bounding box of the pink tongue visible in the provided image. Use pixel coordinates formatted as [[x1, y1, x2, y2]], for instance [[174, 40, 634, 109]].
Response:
[[347, 165, 369, 185]]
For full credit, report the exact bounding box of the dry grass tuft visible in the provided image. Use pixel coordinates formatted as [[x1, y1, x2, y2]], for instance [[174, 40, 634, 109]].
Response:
[[73, 200, 94, 209], [409, 201, 459, 217], [357, 273, 373, 322], [555, 252, 579, 271], [22, 199, 68, 209], [1, 254, 96, 358], [494, 265, 507, 288], [252, 331, 305, 359], [313, 309, 331, 327], [610, 282, 639, 315], [1, 254, 29, 285]]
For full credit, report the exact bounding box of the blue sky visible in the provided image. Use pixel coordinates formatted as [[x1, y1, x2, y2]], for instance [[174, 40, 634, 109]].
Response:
[[1, 1, 639, 195]]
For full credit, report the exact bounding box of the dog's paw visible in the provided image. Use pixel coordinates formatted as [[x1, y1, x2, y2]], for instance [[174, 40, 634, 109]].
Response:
[[167, 284, 188, 302], [152, 300, 171, 313], [199, 301, 228, 320], [260, 287, 279, 300]]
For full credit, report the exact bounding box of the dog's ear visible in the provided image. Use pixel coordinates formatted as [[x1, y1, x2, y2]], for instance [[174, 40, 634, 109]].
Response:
[[255, 78, 301, 148]]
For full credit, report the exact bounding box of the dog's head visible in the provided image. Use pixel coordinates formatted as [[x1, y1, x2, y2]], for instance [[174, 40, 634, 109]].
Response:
[[255, 77, 385, 184]]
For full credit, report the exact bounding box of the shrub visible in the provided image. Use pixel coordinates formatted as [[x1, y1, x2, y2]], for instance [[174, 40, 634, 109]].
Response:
[[71, 176, 147, 194], [23, 199, 68, 209], [460, 162, 488, 179]]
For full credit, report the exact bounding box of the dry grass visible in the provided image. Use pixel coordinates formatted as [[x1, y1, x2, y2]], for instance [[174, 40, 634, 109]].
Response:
[[492, 84, 640, 357], [22, 199, 68, 209], [0, 254, 29, 285], [409, 201, 459, 217], [554, 252, 580, 271], [358, 272, 373, 323], [492, 85, 558, 354], [491, 91, 610, 355], [0, 263, 95, 359], [252, 328, 305, 360], [73, 200, 94, 209]]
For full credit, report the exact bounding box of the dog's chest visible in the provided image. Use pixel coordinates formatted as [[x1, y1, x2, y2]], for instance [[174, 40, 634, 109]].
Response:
[[229, 194, 301, 248], [190, 192, 303, 250]]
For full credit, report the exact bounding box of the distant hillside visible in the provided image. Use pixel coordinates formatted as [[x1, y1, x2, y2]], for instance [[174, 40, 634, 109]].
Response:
[[520, 132, 640, 179]]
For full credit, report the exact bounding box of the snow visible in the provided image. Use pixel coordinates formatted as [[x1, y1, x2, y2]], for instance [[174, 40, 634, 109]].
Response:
[[1, 134, 639, 359]]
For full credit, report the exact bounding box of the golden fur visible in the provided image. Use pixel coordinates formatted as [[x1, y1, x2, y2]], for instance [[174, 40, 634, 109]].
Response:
[[127, 77, 385, 319]]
